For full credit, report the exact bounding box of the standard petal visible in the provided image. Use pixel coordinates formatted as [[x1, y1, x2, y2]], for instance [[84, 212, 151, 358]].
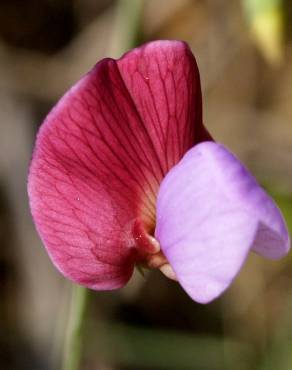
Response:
[[155, 142, 290, 303], [28, 41, 206, 290], [117, 40, 210, 173]]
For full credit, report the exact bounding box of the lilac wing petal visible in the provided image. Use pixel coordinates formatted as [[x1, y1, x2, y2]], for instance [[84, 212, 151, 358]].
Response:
[[155, 142, 290, 303]]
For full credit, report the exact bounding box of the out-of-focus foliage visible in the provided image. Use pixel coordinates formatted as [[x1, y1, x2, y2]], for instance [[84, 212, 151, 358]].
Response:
[[243, 0, 284, 65]]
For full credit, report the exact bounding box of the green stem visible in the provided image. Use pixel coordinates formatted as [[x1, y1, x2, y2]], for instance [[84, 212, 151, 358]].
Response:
[[109, 0, 144, 57], [61, 2, 144, 369], [62, 286, 88, 370]]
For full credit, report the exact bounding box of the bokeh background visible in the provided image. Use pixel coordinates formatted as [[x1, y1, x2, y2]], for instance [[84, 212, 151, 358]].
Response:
[[1, 0, 292, 369]]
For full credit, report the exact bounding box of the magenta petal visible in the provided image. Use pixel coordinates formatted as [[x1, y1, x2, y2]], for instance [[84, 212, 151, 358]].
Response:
[[28, 41, 205, 290], [155, 142, 290, 303], [117, 40, 209, 172]]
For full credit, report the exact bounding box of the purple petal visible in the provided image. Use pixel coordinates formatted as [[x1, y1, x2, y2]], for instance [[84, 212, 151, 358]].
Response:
[[155, 142, 290, 303]]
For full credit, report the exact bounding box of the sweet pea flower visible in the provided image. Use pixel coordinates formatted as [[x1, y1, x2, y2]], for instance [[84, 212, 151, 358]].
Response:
[[28, 40, 290, 303]]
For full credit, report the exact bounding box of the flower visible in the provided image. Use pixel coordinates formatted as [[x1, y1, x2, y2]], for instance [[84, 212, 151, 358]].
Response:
[[28, 40, 290, 303]]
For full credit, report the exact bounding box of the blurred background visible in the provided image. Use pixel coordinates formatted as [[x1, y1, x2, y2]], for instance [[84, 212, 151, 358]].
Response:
[[1, 0, 292, 369]]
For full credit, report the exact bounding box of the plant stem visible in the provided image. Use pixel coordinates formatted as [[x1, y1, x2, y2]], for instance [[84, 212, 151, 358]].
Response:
[[109, 0, 144, 57], [61, 2, 144, 369], [62, 285, 88, 370]]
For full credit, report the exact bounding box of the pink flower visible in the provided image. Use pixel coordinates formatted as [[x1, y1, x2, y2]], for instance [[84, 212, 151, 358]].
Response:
[[28, 41, 290, 303]]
